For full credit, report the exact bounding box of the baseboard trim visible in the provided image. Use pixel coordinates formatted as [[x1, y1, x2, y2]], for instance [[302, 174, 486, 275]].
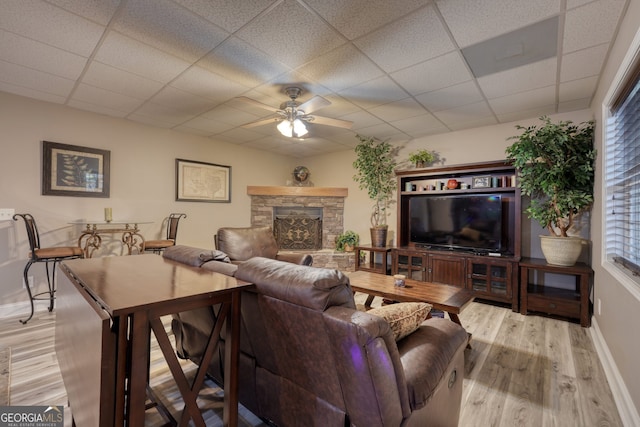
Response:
[[590, 317, 640, 426]]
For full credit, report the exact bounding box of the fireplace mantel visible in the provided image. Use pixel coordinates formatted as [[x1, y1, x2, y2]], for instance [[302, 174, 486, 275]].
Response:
[[247, 186, 348, 197]]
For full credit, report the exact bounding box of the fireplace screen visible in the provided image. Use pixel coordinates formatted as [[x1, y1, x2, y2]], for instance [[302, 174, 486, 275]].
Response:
[[273, 207, 322, 250]]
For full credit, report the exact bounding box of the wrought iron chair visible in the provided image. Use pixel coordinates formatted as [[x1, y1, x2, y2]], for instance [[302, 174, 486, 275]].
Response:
[[13, 213, 84, 324], [144, 213, 187, 254]]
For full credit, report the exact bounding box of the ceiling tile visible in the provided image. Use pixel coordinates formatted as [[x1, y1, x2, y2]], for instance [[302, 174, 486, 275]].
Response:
[[432, 100, 495, 127], [67, 99, 129, 118], [341, 110, 385, 130], [149, 86, 219, 116], [133, 102, 199, 126], [563, 0, 626, 53], [488, 85, 556, 115], [170, 66, 250, 102], [0, 0, 106, 56], [46, 0, 121, 25], [391, 51, 473, 95], [0, 60, 74, 97], [197, 36, 289, 88], [304, 0, 430, 40], [95, 32, 191, 83], [559, 76, 599, 102], [436, 0, 560, 47], [113, 0, 230, 62], [389, 113, 449, 136], [297, 44, 384, 93], [496, 105, 557, 123], [82, 62, 164, 99], [368, 98, 427, 122], [235, 0, 346, 69], [173, 0, 275, 33], [561, 44, 609, 82], [477, 57, 557, 99], [354, 5, 455, 73], [415, 80, 484, 112], [462, 16, 558, 78], [339, 76, 408, 109], [71, 83, 145, 112], [558, 97, 591, 111], [0, 81, 67, 104], [216, 126, 268, 143], [0, 30, 87, 80]]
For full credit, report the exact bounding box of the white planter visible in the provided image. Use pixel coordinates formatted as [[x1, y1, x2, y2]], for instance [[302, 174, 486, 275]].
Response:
[[539, 235, 584, 266]]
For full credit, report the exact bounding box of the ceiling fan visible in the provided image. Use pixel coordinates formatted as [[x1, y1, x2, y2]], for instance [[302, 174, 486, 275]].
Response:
[[237, 87, 353, 138]]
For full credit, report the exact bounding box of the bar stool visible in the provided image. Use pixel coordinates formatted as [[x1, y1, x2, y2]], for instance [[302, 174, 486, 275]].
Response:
[[144, 213, 187, 254], [13, 213, 84, 324]]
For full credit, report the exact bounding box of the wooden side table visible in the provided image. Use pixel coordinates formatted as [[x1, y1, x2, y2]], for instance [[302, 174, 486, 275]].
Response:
[[354, 244, 392, 275], [519, 257, 593, 327]]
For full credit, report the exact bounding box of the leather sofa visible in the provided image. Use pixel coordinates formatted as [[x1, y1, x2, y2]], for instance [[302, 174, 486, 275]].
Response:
[[164, 245, 468, 427], [215, 226, 313, 266]]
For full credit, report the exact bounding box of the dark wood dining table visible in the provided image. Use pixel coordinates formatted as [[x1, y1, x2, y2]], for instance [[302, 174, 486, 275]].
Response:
[[55, 254, 254, 426]]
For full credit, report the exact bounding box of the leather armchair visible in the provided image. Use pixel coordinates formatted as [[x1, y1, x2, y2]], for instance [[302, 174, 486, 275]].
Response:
[[214, 226, 313, 266]]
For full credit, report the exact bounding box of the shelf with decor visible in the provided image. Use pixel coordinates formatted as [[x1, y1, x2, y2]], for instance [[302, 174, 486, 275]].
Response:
[[394, 160, 521, 310]]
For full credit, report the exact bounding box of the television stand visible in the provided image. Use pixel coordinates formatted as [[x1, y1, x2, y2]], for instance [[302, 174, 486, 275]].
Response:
[[394, 160, 522, 311]]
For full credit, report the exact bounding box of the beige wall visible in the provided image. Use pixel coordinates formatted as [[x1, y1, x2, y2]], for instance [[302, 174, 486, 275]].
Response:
[[0, 92, 294, 305], [590, 0, 640, 420]]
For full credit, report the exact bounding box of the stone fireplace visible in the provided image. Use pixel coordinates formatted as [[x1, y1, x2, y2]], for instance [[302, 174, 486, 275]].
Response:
[[247, 186, 355, 271]]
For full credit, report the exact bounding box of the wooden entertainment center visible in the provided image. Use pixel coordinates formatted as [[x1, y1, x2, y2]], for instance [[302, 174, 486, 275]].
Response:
[[393, 160, 521, 311], [387, 160, 593, 325]]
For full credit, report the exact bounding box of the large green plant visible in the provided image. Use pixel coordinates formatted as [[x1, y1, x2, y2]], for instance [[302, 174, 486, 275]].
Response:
[[505, 116, 596, 237], [352, 134, 397, 228]]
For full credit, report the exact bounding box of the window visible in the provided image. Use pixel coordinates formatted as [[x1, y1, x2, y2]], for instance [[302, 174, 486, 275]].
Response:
[[605, 62, 640, 279]]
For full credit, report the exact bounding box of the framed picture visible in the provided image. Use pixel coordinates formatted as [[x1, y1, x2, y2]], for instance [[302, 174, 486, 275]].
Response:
[[42, 141, 110, 197], [176, 159, 231, 203], [472, 176, 491, 189]]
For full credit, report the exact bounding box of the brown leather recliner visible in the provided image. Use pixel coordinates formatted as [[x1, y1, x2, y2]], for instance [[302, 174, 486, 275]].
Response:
[[214, 226, 313, 266], [170, 256, 468, 427]]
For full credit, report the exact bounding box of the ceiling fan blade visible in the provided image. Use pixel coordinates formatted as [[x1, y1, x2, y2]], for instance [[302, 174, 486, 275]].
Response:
[[241, 116, 282, 128], [236, 96, 281, 113], [298, 95, 331, 114], [306, 115, 353, 129]]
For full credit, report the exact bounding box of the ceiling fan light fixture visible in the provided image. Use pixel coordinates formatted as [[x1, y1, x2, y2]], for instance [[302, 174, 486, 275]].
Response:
[[293, 118, 308, 137], [277, 118, 308, 138], [277, 119, 293, 137]]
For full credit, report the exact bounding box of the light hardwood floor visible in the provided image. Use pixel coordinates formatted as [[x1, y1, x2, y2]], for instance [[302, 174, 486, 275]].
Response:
[[0, 297, 623, 426]]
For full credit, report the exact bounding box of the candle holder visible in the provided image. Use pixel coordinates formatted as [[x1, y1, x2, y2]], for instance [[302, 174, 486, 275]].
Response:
[[104, 208, 112, 223]]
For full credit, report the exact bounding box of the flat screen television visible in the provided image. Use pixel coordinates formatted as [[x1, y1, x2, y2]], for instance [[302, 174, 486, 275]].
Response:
[[409, 194, 502, 253]]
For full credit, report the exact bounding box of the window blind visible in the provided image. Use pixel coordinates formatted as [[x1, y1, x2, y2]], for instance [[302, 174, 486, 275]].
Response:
[[606, 69, 640, 277]]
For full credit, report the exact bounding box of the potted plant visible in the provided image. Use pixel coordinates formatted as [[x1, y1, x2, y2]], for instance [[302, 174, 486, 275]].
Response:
[[335, 230, 359, 252], [505, 116, 596, 266], [408, 149, 435, 168], [353, 134, 397, 247]]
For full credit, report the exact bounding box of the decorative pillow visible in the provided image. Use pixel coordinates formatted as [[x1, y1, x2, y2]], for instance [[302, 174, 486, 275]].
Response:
[[368, 302, 432, 341]]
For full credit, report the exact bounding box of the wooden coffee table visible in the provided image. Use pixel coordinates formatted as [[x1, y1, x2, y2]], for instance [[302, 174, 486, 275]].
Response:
[[348, 271, 475, 327]]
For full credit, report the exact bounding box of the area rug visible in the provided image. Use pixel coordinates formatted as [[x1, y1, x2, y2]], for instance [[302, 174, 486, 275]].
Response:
[[0, 347, 10, 405]]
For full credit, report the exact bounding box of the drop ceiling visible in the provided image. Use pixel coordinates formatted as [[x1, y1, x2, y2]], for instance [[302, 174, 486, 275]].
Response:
[[0, 0, 629, 158]]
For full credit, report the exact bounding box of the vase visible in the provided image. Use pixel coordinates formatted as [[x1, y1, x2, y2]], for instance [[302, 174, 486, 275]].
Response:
[[540, 235, 584, 266], [370, 226, 388, 247]]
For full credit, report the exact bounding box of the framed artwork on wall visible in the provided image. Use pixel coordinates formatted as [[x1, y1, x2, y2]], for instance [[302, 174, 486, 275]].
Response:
[[176, 158, 231, 203], [42, 141, 110, 197]]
